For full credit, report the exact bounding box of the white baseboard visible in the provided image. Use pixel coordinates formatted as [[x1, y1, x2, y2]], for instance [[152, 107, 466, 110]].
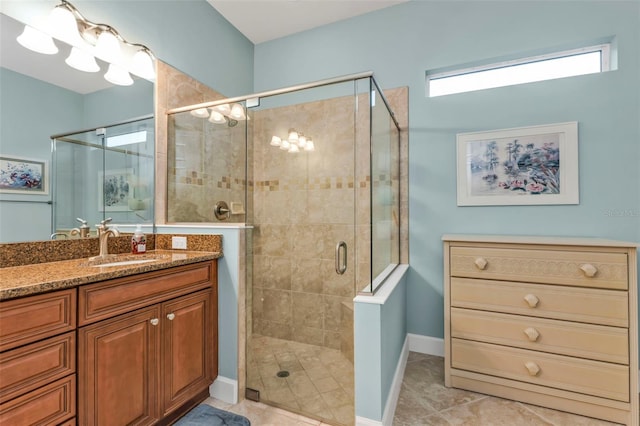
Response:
[[408, 333, 444, 357], [355, 416, 384, 426], [209, 376, 238, 404]]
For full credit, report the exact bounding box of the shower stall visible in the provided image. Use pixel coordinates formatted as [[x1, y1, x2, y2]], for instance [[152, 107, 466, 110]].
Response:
[[166, 72, 402, 426], [51, 116, 155, 237]]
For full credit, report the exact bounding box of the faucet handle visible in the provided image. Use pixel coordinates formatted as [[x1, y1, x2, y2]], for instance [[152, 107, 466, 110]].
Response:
[[76, 217, 88, 226], [100, 217, 113, 226]]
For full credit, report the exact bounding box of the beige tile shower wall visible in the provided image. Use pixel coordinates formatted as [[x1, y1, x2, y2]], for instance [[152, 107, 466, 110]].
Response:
[[156, 60, 247, 224], [251, 95, 359, 350]]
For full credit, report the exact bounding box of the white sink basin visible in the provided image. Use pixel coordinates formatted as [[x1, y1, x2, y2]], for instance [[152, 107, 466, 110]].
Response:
[[84, 253, 169, 268], [91, 258, 159, 268]]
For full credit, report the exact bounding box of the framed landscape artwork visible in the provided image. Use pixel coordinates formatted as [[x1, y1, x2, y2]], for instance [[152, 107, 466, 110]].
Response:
[[0, 155, 48, 195], [456, 122, 579, 206]]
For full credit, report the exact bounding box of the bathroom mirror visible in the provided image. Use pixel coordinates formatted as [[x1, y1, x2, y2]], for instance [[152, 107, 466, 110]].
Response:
[[0, 12, 154, 243]]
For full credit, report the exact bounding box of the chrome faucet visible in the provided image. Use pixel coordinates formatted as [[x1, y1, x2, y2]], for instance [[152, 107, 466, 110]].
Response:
[[70, 217, 91, 238], [91, 218, 120, 260], [50, 232, 68, 240]]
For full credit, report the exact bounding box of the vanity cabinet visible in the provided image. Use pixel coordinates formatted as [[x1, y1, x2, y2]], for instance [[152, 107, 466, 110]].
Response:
[[0, 289, 77, 425], [78, 260, 218, 426], [443, 235, 638, 425]]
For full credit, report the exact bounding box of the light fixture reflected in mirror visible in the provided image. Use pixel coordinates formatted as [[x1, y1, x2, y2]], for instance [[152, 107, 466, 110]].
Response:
[[104, 63, 133, 86], [65, 46, 100, 72], [16, 0, 156, 87], [270, 128, 316, 153], [208, 111, 227, 124], [17, 25, 58, 55], [190, 108, 209, 118]]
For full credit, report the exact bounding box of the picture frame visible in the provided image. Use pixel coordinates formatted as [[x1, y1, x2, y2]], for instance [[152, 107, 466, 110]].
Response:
[[98, 168, 134, 211], [0, 155, 49, 195], [456, 122, 579, 206]]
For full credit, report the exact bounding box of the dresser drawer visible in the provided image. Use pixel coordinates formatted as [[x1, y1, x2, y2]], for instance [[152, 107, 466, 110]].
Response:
[[450, 246, 629, 290], [451, 308, 628, 364], [0, 332, 76, 404], [79, 261, 214, 325], [0, 290, 76, 352], [451, 339, 629, 402], [451, 277, 628, 327], [0, 375, 76, 426]]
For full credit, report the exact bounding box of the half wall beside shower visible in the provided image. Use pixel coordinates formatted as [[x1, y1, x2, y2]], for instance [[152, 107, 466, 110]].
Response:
[[166, 73, 405, 426]]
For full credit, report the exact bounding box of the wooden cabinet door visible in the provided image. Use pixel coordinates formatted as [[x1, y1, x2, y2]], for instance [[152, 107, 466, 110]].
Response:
[[78, 306, 160, 426], [161, 289, 213, 417]]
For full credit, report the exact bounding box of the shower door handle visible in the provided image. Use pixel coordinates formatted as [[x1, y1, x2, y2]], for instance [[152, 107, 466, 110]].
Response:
[[335, 241, 347, 275]]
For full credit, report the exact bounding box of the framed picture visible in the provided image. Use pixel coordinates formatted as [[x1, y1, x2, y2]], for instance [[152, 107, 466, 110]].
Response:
[[456, 122, 579, 206], [0, 155, 48, 195], [98, 168, 134, 211]]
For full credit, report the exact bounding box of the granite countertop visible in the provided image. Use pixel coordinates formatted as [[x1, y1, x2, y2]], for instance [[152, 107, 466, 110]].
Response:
[[0, 249, 222, 301]]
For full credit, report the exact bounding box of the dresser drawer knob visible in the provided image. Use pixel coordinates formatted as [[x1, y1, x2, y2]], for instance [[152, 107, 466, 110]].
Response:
[[580, 263, 598, 278], [474, 257, 488, 270], [525, 361, 541, 376], [524, 294, 539, 308], [524, 327, 540, 342]]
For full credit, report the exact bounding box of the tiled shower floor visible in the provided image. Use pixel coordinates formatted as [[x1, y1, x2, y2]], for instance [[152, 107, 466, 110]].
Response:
[[246, 334, 355, 426]]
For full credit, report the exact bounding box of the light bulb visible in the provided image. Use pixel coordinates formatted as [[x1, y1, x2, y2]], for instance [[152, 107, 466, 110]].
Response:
[[104, 63, 133, 86], [304, 139, 315, 152], [270, 136, 281, 147], [190, 108, 209, 118], [288, 129, 299, 143], [17, 25, 58, 55], [208, 111, 227, 124], [95, 30, 121, 63], [280, 140, 291, 150], [229, 103, 246, 120], [298, 134, 307, 148], [131, 49, 155, 80], [288, 144, 300, 153], [65, 47, 100, 72], [214, 104, 231, 116], [48, 5, 83, 45]]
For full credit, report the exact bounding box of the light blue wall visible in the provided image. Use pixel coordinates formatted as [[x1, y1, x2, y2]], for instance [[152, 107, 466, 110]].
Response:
[[354, 268, 407, 421], [254, 1, 640, 339], [0, 68, 83, 242]]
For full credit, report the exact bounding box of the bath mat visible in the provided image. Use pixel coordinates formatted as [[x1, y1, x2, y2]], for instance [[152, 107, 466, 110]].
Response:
[[173, 404, 251, 426]]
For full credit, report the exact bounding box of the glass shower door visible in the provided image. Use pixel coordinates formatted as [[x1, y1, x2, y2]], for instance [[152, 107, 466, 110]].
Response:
[[247, 80, 358, 425]]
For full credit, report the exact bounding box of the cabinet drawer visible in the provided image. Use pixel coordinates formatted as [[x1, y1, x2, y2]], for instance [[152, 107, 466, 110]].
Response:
[[451, 339, 629, 402], [79, 261, 215, 325], [0, 375, 75, 426], [451, 278, 628, 327], [0, 290, 76, 352], [451, 308, 628, 364], [450, 246, 629, 289], [0, 332, 76, 403]]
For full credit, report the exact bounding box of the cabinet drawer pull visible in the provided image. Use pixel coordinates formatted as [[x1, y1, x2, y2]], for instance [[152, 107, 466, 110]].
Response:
[[150, 318, 159, 326], [474, 257, 488, 270], [523, 294, 539, 308], [580, 263, 598, 278], [523, 327, 540, 342], [524, 361, 541, 376], [167, 313, 176, 321]]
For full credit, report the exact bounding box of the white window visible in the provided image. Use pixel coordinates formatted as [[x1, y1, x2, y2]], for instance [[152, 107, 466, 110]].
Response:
[[426, 44, 611, 97]]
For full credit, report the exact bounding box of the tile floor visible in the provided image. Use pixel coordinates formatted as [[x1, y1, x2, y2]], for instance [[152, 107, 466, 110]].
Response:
[[206, 350, 623, 425], [245, 334, 354, 425]]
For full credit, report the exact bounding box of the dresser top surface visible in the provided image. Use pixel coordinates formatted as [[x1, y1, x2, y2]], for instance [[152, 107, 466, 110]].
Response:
[[442, 234, 639, 248]]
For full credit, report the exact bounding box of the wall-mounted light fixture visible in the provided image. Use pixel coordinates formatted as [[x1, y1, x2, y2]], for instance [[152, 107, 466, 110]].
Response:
[[269, 128, 315, 153], [16, 0, 155, 86], [189, 103, 248, 127]]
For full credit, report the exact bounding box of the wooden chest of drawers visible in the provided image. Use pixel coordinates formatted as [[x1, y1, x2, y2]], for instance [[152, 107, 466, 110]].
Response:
[[443, 235, 638, 425]]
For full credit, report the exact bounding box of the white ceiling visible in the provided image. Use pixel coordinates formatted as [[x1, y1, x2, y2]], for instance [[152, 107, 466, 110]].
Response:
[[207, 0, 409, 44]]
